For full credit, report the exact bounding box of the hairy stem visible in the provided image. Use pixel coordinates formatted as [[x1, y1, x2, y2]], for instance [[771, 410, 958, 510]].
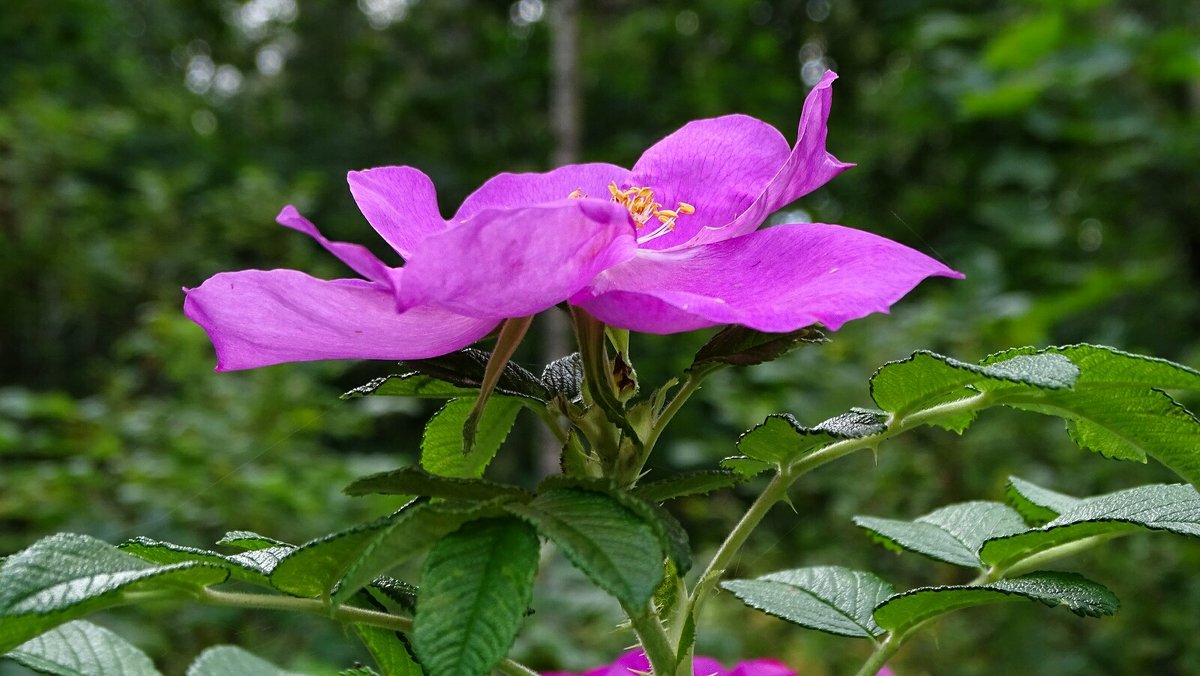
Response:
[[624, 602, 677, 676], [685, 471, 792, 621]]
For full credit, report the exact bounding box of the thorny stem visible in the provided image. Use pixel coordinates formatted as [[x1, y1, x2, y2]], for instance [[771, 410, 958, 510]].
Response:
[[624, 601, 677, 676], [685, 471, 793, 620], [198, 589, 539, 676]]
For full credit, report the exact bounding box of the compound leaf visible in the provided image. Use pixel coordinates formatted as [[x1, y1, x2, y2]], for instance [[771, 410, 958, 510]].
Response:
[[0, 534, 228, 653], [981, 483, 1200, 569]]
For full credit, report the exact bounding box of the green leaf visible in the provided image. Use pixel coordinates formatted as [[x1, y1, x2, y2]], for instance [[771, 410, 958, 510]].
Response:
[[853, 501, 1028, 568], [719, 456, 772, 478], [4, 620, 161, 676], [873, 571, 1119, 635], [870, 350, 1079, 417], [353, 625, 422, 676], [332, 499, 513, 604], [420, 397, 522, 479], [720, 566, 894, 638], [342, 373, 481, 400], [1031, 388, 1200, 481], [736, 415, 809, 465], [214, 531, 291, 551], [504, 488, 665, 608], [269, 513, 399, 598], [119, 537, 291, 587], [541, 353, 584, 401], [688, 325, 826, 372], [1005, 476, 1084, 525], [0, 534, 229, 653], [344, 466, 529, 501], [399, 349, 550, 402], [982, 344, 1200, 391], [534, 478, 691, 574], [608, 490, 692, 576], [737, 410, 885, 467], [870, 345, 1200, 483], [980, 483, 1200, 570], [185, 645, 301, 676], [413, 519, 539, 676], [368, 577, 419, 613], [988, 346, 1200, 482], [631, 470, 743, 503]]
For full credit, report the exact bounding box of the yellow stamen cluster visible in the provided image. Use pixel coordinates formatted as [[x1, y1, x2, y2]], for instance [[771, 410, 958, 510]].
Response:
[[606, 182, 695, 231], [567, 183, 695, 243]]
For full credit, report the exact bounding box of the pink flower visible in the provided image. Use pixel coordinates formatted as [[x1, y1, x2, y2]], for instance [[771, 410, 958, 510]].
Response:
[[544, 649, 794, 676], [185, 71, 960, 370]]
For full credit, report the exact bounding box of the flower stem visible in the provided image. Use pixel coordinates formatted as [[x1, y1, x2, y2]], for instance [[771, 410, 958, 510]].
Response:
[[624, 602, 677, 676], [685, 470, 792, 620]]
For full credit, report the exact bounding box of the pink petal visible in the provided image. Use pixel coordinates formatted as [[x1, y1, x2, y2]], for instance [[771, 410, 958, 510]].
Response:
[[728, 659, 795, 676], [275, 205, 392, 285], [626, 114, 791, 251], [453, 162, 629, 222], [693, 655, 730, 676], [577, 223, 963, 333], [681, 70, 854, 249], [347, 166, 448, 258], [570, 289, 719, 334], [544, 651, 797, 676], [609, 650, 652, 674], [396, 200, 638, 320], [183, 269, 496, 371]]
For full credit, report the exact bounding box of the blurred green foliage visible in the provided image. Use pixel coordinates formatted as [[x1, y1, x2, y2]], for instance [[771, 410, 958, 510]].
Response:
[[2, 0, 1198, 673]]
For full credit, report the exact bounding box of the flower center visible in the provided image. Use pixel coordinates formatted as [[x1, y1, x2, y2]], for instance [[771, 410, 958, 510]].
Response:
[[568, 183, 695, 244]]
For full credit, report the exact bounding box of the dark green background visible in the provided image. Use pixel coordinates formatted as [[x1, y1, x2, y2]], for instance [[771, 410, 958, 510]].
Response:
[[2, 1, 1198, 673]]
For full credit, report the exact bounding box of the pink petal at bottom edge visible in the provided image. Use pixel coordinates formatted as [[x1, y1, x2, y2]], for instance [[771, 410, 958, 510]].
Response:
[[541, 649, 798, 676], [184, 269, 496, 371]]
